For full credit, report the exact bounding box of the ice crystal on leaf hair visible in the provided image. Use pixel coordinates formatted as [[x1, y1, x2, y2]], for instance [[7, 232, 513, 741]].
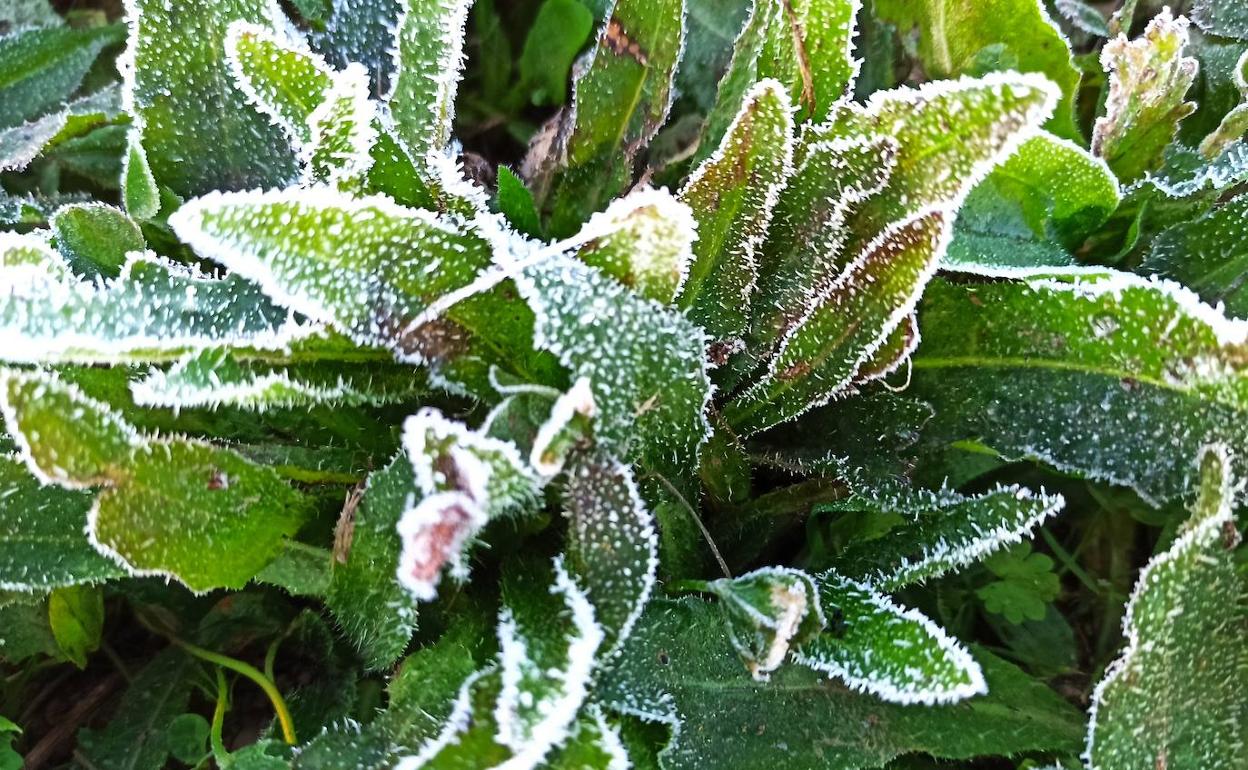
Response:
[[4, 1, 1248, 768]]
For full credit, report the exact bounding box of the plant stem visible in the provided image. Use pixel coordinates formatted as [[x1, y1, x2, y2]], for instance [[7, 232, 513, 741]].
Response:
[[170, 637, 297, 745]]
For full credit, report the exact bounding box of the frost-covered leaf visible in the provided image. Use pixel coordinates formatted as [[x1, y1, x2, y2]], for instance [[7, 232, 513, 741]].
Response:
[[725, 210, 948, 436], [305, 0, 401, 93], [563, 454, 657, 649], [545, 706, 631, 770], [701, 0, 858, 155], [0, 85, 120, 173], [1144, 194, 1248, 318], [303, 63, 378, 187], [678, 79, 794, 346], [131, 348, 424, 411], [598, 598, 1084, 770], [50, 202, 144, 279], [168, 187, 554, 395], [397, 558, 603, 770], [793, 572, 986, 704], [539, 0, 685, 236], [1198, 49, 1248, 160], [516, 253, 712, 488], [0, 370, 308, 592], [1055, 0, 1109, 37], [875, 0, 1081, 139], [387, 0, 471, 161], [945, 132, 1121, 276], [576, 187, 697, 304], [122, 0, 298, 196], [1085, 445, 1248, 770], [396, 408, 540, 600], [1092, 9, 1199, 184], [0, 455, 124, 592], [122, 134, 160, 220], [1192, 0, 1248, 41], [225, 21, 334, 147], [326, 457, 420, 671], [909, 275, 1248, 503], [830, 486, 1065, 590], [0, 244, 315, 365], [0, 23, 122, 129], [705, 566, 824, 680]]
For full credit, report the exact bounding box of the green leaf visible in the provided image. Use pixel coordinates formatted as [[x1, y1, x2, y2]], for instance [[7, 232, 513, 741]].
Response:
[[1193, 0, 1248, 41], [794, 572, 986, 704], [0, 716, 20, 770], [1198, 50, 1248, 160], [224, 21, 334, 147], [0, 84, 121, 173], [0, 369, 308, 592], [396, 408, 540, 600], [48, 583, 104, 667], [78, 648, 196, 770], [168, 188, 554, 395], [495, 166, 543, 237], [540, 0, 686, 236], [908, 274, 1248, 503], [1086, 444, 1248, 770], [677, 78, 794, 346], [598, 598, 1084, 770], [705, 566, 824, 680], [701, 0, 858, 152], [1055, 0, 1110, 37], [563, 453, 657, 649], [124, 0, 298, 196], [387, 0, 472, 161], [518, 0, 595, 106], [326, 457, 420, 670], [51, 202, 145, 279], [545, 706, 632, 770], [945, 132, 1121, 276], [575, 187, 697, 304], [0, 237, 315, 365], [875, 0, 1081, 139], [122, 133, 161, 220], [132, 348, 424, 411], [1092, 9, 1199, 184], [0, 23, 122, 129], [726, 210, 948, 436], [828, 486, 1065, 591], [515, 253, 712, 489], [303, 63, 378, 187], [975, 543, 1060, 624], [1144, 194, 1248, 318], [0, 595, 59, 663], [254, 541, 331, 597], [0, 455, 124, 591], [305, 0, 401, 93]]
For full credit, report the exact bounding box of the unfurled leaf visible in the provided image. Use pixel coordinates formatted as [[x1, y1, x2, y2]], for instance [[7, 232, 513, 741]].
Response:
[[794, 573, 986, 704], [396, 408, 539, 600], [0, 595, 59, 664], [545, 706, 631, 770], [132, 348, 423, 411], [575, 187, 697, 304], [48, 584, 103, 667], [1093, 9, 1199, 184], [0, 240, 313, 365], [515, 253, 712, 487], [975, 543, 1060, 624], [706, 566, 824, 680], [909, 275, 1248, 503], [0, 23, 122, 129], [1144, 194, 1248, 318], [702, 0, 858, 151], [387, 0, 472, 161], [875, 0, 1081, 138], [326, 458, 418, 670], [1198, 49, 1248, 159], [598, 598, 1084, 770], [678, 78, 794, 346], [122, 134, 160, 220], [829, 486, 1065, 590], [1086, 445, 1248, 770], [726, 210, 948, 436], [495, 166, 542, 237], [123, 0, 298, 196], [0, 85, 120, 173], [539, 0, 685, 236], [1192, 0, 1248, 41], [1055, 0, 1109, 37], [517, 0, 595, 106], [0, 370, 307, 591], [946, 132, 1121, 276], [0, 456, 123, 592], [0, 716, 20, 770], [305, 0, 401, 92], [50, 202, 144, 278], [225, 21, 334, 147], [301, 63, 378, 186], [563, 454, 657, 648]]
